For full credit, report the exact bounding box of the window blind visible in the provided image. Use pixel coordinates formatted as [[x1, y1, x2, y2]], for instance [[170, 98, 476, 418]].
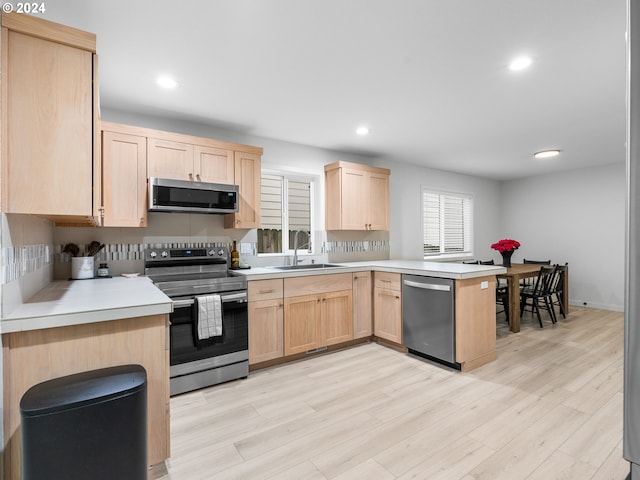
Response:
[[258, 173, 313, 254], [423, 190, 473, 257]]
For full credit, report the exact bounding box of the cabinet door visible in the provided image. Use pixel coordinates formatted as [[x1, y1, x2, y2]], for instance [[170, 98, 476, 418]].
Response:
[[248, 299, 284, 364], [368, 171, 390, 230], [284, 294, 320, 355], [374, 287, 402, 344], [102, 131, 147, 227], [194, 145, 234, 184], [225, 151, 261, 229], [5, 31, 93, 216], [341, 168, 367, 230], [321, 290, 353, 346], [353, 272, 373, 338], [147, 138, 194, 181]]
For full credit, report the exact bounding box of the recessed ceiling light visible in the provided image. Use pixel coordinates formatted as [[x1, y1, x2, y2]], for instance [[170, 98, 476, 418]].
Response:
[[157, 75, 178, 89], [509, 57, 532, 71], [534, 149, 560, 159], [356, 126, 369, 136]]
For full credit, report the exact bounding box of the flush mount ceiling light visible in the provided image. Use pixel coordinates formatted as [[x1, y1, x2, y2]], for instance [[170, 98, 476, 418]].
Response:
[[157, 75, 178, 89], [356, 126, 370, 136], [534, 149, 561, 159], [509, 56, 532, 71]]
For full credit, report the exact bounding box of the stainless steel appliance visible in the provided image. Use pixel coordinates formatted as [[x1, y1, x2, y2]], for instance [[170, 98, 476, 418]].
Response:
[[627, 1, 640, 476], [401, 274, 458, 369], [145, 246, 248, 396], [149, 177, 239, 214]]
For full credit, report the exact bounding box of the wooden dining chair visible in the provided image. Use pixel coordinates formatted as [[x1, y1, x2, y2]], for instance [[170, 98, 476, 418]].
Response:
[[496, 277, 509, 323], [550, 263, 568, 319], [521, 258, 552, 287], [520, 265, 557, 327]]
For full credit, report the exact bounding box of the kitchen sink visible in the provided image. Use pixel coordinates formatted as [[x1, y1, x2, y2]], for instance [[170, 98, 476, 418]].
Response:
[[270, 263, 344, 271]]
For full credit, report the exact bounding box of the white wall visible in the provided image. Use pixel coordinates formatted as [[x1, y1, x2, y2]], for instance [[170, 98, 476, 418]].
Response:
[[376, 158, 502, 262], [500, 162, 625, 311]]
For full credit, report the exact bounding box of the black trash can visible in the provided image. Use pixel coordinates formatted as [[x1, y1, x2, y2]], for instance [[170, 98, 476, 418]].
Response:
[[20, 364, 148, 480]]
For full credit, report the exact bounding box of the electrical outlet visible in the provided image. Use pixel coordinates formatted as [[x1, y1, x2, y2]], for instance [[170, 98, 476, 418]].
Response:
[[481, 281, 489, 289]]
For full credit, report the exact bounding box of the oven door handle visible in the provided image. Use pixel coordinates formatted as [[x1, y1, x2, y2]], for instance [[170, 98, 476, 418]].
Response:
[[173, 299, 195, 308], [172, 292, 247, 308]]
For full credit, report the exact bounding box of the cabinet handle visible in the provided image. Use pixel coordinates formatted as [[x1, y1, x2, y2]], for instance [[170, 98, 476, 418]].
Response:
[[259, 289, 275, 294], [189, 173, 193, 180], [278, 303, 283, 309], [196, 174, 201, 181]]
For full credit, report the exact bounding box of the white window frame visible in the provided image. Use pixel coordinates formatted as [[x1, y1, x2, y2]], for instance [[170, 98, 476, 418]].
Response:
[[422, 188, 474, 260], [258, 170, 316, 257]]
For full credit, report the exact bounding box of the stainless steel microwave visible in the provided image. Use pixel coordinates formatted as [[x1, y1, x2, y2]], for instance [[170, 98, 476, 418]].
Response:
[[149, 177, 239, 214]]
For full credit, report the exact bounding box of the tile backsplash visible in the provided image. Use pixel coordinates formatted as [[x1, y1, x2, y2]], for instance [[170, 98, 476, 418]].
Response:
[[322, 240, 389, 254], [2, 244, 53, 285]]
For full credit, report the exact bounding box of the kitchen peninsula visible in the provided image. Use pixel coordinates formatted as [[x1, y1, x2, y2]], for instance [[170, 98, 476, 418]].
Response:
[[236, 260, 505, 374], [0, 277, 172, 480]]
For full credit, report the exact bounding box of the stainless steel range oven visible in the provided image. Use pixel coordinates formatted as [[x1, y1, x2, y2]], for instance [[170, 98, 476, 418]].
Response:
[[145, 246, 248, 396]]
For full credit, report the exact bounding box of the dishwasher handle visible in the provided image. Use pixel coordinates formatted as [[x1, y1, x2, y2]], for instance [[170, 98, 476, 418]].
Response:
[[403, 279, 452, 292]]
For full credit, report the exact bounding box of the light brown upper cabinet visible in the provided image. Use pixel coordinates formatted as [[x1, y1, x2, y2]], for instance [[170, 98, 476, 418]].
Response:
[[147, 139, 194, 181], [195, 145, 235, 184], [1, 13, 100, 226], [224, 151, 261, 229], [101, 127, 148, 227], [325, 161, 390, 230], [147, 139, 235, 185]]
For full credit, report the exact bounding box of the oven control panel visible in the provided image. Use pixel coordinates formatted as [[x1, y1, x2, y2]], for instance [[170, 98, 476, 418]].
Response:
[[145, 247, 229, 262]]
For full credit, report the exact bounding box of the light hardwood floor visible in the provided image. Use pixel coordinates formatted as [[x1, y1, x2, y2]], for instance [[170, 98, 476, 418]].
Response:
[[152, 306, 627, 480]]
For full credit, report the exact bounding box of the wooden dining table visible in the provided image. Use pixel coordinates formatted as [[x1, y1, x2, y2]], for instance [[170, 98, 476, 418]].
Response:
[[497, 263, 569, 332]]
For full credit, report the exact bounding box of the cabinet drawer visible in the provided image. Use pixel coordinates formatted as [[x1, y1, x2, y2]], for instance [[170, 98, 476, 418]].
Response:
[[374, 272, 401, 291], [248, 279, 283, 302], [284, 273, 352, 298]]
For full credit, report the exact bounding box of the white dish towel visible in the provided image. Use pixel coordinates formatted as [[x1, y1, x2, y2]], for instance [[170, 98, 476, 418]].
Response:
[[196, 294, 223, 340]]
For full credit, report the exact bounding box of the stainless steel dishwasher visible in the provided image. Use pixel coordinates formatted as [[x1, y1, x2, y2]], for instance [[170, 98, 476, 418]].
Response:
[[402, 274, 458, 368]]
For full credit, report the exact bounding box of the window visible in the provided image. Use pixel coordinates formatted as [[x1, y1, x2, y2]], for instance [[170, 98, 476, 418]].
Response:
[[258, 173, 314, 254], [423, 189, 473, 258]]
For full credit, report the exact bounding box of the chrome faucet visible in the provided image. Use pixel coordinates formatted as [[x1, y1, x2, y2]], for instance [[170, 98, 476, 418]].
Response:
[[292, 230, 305, 266]]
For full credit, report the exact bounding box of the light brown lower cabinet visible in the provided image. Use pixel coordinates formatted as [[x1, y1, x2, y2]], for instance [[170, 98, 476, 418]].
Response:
[[283, 273, 353, 356], [352, 271, 373, 338], [248, 299, 284, 364], [248, 279, 284, 365], [373, 272, 402, 344], [284, 290, 353, 355]]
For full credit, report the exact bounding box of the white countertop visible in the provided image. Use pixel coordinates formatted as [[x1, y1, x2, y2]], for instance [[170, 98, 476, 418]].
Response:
[[231, 260, 506, 281], [1, 276, 173, 334], [1, 260, 503, 334]]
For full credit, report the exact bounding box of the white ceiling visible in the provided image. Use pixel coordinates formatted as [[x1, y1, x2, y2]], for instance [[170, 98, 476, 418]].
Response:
[[40, 0, 627, 180]]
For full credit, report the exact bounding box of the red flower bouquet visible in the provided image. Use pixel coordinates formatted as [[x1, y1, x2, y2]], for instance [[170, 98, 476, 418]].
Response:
[[490, 238, 521, 253]]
